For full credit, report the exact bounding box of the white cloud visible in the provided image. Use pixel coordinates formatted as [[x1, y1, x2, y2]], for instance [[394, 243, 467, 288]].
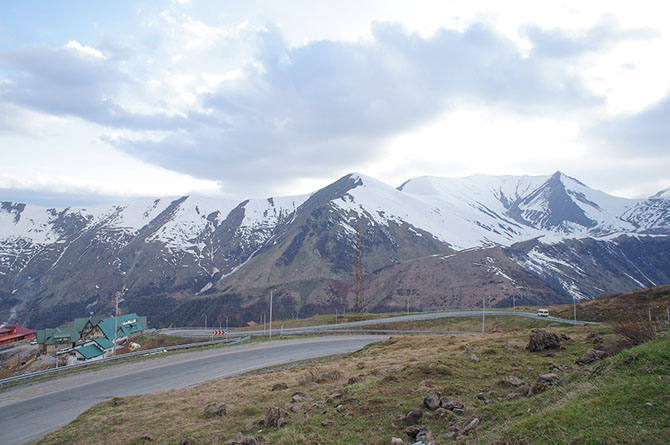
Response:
[[64, 40, 106, 59]]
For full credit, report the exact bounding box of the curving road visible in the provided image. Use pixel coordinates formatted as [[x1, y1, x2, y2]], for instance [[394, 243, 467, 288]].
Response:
[[0, 335, 385, 445], [165, 310, 594, 338]]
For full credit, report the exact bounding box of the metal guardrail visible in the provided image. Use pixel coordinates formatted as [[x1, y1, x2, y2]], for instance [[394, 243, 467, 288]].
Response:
[[0, 336, 250, 388]]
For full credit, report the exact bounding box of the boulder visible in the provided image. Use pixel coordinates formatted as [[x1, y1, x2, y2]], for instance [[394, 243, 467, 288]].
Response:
[[460, 417, 479, 436], [528, 373, 563, 396], [139, 434, 155, 441], [180, 438, 198, 445], [204, 402, 227, 417], [406, 424, 432, 441], [399, 408, 423, 426], [265, 406, 289, 428], [499, 375, 525, 387], [424, 391, 440, 410], [527, 329, 561, 352], [271, 383, 288, 391], [469, 354, 479, 362], [390, 438, 405, 445], [439, 398, 464, 411], [576, 348, 608, 365]]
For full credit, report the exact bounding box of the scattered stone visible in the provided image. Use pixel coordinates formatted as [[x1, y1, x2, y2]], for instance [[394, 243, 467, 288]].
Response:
[[469, 354, 479, 362], [459, 417, 479, 436], [225, 434, 268, 445], [434, 407, 450, 418], [527, 329, 561, 352], [560, 332, 572, 341], [321, 419, 334, 427], [476, 390, 497, 403], [244, 420, 263, 432], [265, 406, 289, 428], [505, 385, 529, 400], [204, 402, 227, 417], [343, 411, 354, 419], [645, 402, 653, 407], [356, 362, 365, 369], [348, 375, 365, 385], [390, 437, 405, 445], [288, 402, 303, 413], [291, 392, 309, 403], [424, 391, 440, 410], [499, 375, 525, 387], [399, 408, 424, 426], [139, 434, 154, 441], [439, 398, 464, 411], [528, 373, 563, 396], [180, 438, 197, 445], [576, 348, 608, 365], [326, 391, 342, 403], [405, 424, 432, 441], [271, 383, 288, 391]]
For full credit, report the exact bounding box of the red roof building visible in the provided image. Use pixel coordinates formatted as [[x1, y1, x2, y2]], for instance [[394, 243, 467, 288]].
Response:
[[0, 324, 36, 346]]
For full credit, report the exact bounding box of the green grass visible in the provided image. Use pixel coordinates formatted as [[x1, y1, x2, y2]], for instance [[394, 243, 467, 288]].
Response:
[[503, 334, 670, 444]]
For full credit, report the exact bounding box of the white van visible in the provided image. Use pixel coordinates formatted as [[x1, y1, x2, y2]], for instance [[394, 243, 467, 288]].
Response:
[[537, 309, 549, 317]]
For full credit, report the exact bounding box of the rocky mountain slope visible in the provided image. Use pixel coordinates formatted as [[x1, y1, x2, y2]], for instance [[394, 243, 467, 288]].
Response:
[[1, 171, 669, 328]]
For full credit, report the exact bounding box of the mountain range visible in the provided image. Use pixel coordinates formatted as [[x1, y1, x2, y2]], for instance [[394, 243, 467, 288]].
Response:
[[1, 171, 669, 328]]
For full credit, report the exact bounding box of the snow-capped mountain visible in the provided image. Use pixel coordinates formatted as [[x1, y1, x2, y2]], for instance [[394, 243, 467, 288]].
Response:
[[1, 172, 668, 328]]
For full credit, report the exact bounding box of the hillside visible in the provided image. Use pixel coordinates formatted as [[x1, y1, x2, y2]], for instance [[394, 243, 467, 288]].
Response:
[[37, 325, 669, 444], [1, 172, 669, 328]]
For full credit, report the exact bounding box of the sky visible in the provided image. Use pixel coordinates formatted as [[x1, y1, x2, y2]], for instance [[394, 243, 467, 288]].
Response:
[[0, 0, 668, 206]]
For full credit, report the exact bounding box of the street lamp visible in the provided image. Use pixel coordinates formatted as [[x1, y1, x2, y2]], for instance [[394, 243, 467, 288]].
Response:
[[113, 288, 126, 357], [269, 289, 274, 339]]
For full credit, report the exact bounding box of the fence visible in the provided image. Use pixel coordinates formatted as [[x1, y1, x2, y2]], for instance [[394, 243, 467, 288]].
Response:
[[0, 336, 249, 387]]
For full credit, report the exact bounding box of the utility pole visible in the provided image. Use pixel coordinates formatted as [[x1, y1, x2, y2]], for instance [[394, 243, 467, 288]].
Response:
[[482, 295, 486, 334], [407, 296, 410, 314], [269, 289, 274, 339], [226, 317, 228, 339], [573, 295, 577, 322], [203, 314, 207, 330], [113, 289, 125, 357], [513, 295, 516, 312], [335, 307, 338, 325]]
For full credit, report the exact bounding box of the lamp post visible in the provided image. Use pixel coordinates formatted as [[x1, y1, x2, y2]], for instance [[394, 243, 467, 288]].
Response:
[[113, 289, 126, 357]]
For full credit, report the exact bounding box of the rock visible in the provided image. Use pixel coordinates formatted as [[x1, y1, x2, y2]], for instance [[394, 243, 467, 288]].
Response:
[[405, 424, 432, 440], [400, 408, 423, 426], [271, 383, 288, 391], [348, 375, 365, 385], [265, 406, 289, 428], [560, 332, 572, 341], [476, 390, 496, 403], [244, 420, 263, 432], [505, 385, 529, 400], [139, 434, 155, 441], [390, 438, 405, 445], [326, 391, 342, 403], [424, 391, 440, 410], [469, 354, 479, 362], [321, 419, 334, 426], [527, 329, 561, 352], [356, 362, 365, 369], [439, 398, 464, 411], [434, 407, 450, 418], [225, 434, 268, 445], [291, 391, 309, 403], [180, 438, 198, 445], [576, 348, 608, 365], [459, 417, 479, 436], [204, 402, 227, 417], [499, 375, 525, 387], [537, 373, 562, 385]]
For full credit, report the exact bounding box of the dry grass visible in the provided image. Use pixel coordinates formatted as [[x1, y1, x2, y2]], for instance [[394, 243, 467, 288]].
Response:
[[38, 324, 603, 445]]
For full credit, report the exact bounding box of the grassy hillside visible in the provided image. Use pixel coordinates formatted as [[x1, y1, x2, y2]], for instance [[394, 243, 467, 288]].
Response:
[[38, 321, 669, 444], [522, 284, 670, 322]]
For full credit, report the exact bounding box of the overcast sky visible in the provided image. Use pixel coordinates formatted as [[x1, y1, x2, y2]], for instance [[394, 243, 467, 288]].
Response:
[[0, 0, 668, 206]]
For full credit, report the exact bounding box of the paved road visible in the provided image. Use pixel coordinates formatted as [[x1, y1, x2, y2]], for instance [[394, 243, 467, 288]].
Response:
[[166, 310, 594, 338], [0, 335, 384, 445]]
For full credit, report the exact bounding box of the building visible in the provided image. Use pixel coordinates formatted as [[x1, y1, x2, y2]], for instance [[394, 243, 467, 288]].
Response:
[[36, 313, 147, 358], [0, 324, 36, 346], [35, 327, 78, 354]]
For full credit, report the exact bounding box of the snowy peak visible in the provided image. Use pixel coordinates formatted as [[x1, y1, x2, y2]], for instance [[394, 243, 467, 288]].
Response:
[[652, 188, 670, 199]]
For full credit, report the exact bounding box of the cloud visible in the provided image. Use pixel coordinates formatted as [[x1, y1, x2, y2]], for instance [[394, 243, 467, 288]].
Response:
[[0, 44, 192, 131], [590, 95, 670, 157], [112, 20, 614, 193]]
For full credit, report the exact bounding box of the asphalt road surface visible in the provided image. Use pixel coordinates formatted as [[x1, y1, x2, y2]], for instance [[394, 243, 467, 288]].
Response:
[[0, 335, 385, 445], [166, 310, 594, 338]]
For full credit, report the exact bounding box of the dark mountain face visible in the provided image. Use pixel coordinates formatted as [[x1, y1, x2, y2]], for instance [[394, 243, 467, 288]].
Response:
[[1, 172, 669, 328]]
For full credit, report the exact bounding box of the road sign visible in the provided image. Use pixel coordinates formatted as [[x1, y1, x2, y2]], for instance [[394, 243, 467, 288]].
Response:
[[211, 330, 227, 336]]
